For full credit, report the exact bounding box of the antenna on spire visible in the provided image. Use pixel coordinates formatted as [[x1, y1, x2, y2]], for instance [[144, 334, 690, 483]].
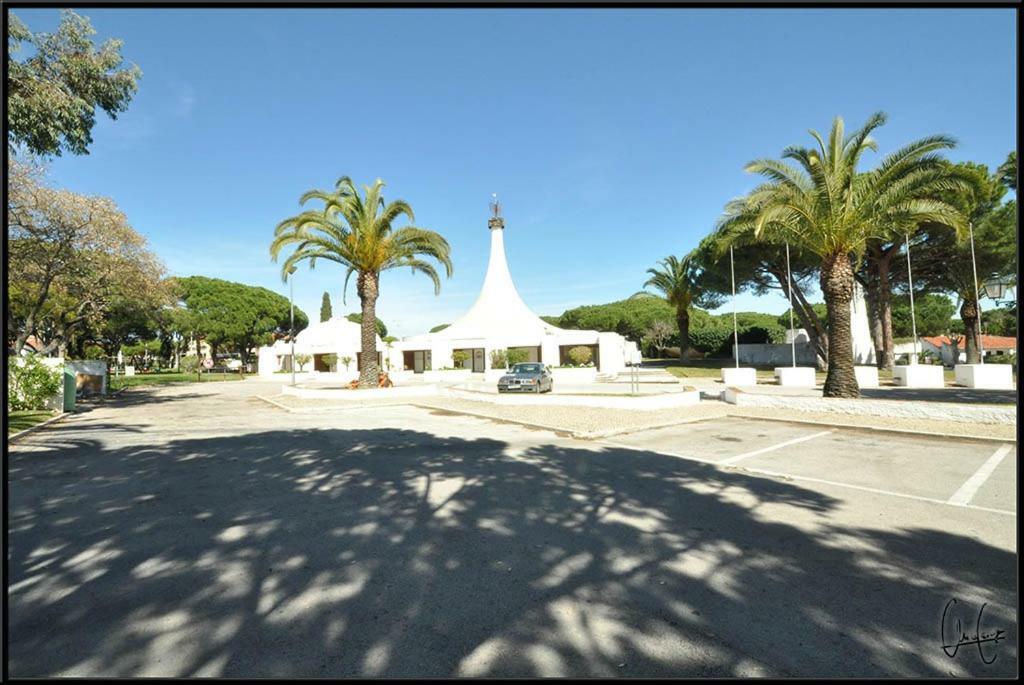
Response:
[[488, 193, 505, 230]]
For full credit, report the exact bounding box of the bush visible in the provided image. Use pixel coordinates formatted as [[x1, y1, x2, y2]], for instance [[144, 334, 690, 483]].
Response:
[[507, 348, 530, 366], [322, 353, 338, 371], [452, 350, 470, 368], [567, 346, 593, 366], [8, 355, 62, 411], [180, 355, 200, 373], [489, 349, 507, 369], [688, 325, 734, 356]]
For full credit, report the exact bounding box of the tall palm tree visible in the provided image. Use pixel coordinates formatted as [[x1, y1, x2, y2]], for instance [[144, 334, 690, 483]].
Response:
[[742, 112, 970, 397], [642, 253, 719, 362], [270, 177, 453, 388]]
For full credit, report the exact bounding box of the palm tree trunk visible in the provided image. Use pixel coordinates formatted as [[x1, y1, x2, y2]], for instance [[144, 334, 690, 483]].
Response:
[[820, 252, 859, 398], [876, 252, 896, 371], [676, 309, 690, 363], [357, 271, 380, 388], [960, 297, 981, 364]]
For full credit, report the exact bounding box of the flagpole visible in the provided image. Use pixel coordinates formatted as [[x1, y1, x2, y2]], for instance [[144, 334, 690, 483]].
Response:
[[730, 245, 739, 369], [786, 242, 796, 367], [905, 233, 919, 365], [968, 221, 985, 364]]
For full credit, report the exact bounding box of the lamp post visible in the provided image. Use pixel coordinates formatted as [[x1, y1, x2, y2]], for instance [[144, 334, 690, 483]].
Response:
[[288, 266, 297, 386], [984, 275, 1015, 302]]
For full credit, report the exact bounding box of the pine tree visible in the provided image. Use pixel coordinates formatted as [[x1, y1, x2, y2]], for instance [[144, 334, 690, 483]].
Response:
[[320, 292, 333, 322]]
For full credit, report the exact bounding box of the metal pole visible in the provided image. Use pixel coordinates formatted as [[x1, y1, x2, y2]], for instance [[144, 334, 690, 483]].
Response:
[[904, 233, 920, 366], [968, 221, 985, 364], [730, 245, 739, 369], [290, 271, 296, 385], [786, 242, 796, 367]]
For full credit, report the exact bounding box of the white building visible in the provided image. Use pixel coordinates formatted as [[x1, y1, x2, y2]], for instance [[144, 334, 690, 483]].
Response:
[[257, 316, 390, 378], [392, 205, 639, 377]]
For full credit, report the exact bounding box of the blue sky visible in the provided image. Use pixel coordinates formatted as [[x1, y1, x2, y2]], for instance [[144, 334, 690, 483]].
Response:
[[15, 8, 1017, 336]]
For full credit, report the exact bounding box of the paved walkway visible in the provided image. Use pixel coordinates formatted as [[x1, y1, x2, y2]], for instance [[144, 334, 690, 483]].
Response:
[[7, 380, 1017, 677]]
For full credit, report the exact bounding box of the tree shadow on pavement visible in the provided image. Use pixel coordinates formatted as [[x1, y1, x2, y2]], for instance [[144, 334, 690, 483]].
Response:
[[7, 428, 1016, 677]]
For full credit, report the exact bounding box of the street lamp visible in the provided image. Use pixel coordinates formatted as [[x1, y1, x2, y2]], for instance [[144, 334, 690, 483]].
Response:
[[984, 275, 1015, 302], [288, 266, 297, 386]]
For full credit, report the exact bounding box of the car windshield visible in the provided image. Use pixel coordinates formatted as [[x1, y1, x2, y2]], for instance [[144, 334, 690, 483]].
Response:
[[512, 363, 543, 374]]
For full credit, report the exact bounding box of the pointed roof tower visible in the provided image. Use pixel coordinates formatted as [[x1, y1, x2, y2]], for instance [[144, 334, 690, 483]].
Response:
[[431, 195, 560, 340]]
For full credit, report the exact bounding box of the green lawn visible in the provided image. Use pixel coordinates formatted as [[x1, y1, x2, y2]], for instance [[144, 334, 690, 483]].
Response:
[[109, 371, 247, 391], [7, 410, 56, 435]]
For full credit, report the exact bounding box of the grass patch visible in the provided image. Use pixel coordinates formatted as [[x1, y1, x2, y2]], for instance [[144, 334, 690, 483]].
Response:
[[7, 410, 57, 435], [110, 371, 247, 390]]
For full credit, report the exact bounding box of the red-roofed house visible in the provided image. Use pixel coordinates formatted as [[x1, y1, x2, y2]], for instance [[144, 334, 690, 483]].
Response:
[[920, 335, 1017, 366]]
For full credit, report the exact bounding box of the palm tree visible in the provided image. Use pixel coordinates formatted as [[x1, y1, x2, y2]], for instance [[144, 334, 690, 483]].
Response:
[[270, 177, 452, 388], [641, 253, 720, 362], [742, 112, 969, 397]]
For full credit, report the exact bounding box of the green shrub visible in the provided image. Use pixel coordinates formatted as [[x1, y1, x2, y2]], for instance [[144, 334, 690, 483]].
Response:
[[567, 346, 593, 366], [322, 353, 338, 371], [688, 325, 734, 356], [8, 355, 62, 411], [295, 353, 312, 371], [490, 349, 507, 368], [180, 355, 200, 373], [452, 350, 470, 368], [507, 348, 530, 366]]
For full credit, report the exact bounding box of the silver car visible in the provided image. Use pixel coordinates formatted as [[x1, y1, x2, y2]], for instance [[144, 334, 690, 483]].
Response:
[[497, 363, 553, 393]]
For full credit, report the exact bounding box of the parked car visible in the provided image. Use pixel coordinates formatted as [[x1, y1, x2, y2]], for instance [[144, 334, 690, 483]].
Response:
[[498, 363, 553, 393]]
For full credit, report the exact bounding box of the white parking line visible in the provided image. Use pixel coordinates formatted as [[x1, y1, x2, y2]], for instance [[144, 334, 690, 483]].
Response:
[[947, 444, 1014, 506], [719, 430, 834, 466], [597, 439, 1016, 517]]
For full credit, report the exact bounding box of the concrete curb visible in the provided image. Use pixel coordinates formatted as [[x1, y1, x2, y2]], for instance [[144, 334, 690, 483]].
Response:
[[729, 412, 1017, 444], [410, 402, 578, 437], [8, 411, 71, 443]]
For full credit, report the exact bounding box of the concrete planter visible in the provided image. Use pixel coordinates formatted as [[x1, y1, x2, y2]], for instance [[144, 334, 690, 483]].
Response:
[[775, 366, 817, 387], [892, 364, 944, 388], [721, 367, 757, 386], [551, 367, 598, 383], [854, 366, 879, 389], [954, 363, 1015, 390]]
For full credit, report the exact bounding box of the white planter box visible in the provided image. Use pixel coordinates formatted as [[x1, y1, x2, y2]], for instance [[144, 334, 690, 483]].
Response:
[[551, 367, 598, 383], [892, 364, 945, 388], [721, 367, 757, 386], [854, 366, 879, 389], [775, 366, 817, 387], [954, 363, 1015, 390]]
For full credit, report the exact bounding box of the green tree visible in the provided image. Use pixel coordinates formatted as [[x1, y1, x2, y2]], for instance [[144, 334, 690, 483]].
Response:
[[909, 162, 1017, 362], [172, 276, 308, 366], [295, 353, 311, 372], [997, 151, 1016, 192], [271, 177, 452, 388], [890, 293, 955, 338], [320, 292, 333, 322], [346, 312, 387, 338], [640, 253, 723, 362], [7, 10, 142, 157], [695, 222, 828, 367], [429, 323, 451, 333], [322, 353, 338, 372], [740, 112, 967, 397]]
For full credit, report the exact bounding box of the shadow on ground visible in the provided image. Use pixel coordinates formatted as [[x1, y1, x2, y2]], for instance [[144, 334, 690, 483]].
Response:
[[7, 427, 1017, 677]]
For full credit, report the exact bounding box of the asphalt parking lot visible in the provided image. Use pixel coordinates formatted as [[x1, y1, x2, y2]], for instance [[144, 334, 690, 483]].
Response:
[[7, 381, 1017, 677]]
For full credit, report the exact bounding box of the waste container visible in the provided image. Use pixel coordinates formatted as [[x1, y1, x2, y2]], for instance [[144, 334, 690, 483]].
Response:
[[63, 365, 76, 412]]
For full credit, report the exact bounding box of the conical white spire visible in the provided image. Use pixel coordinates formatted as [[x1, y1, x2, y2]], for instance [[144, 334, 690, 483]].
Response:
[[436, 202, 559, 340]]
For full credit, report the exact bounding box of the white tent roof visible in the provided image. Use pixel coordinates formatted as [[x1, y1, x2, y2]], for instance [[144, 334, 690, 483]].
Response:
[[408, 220, 565, 344]]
